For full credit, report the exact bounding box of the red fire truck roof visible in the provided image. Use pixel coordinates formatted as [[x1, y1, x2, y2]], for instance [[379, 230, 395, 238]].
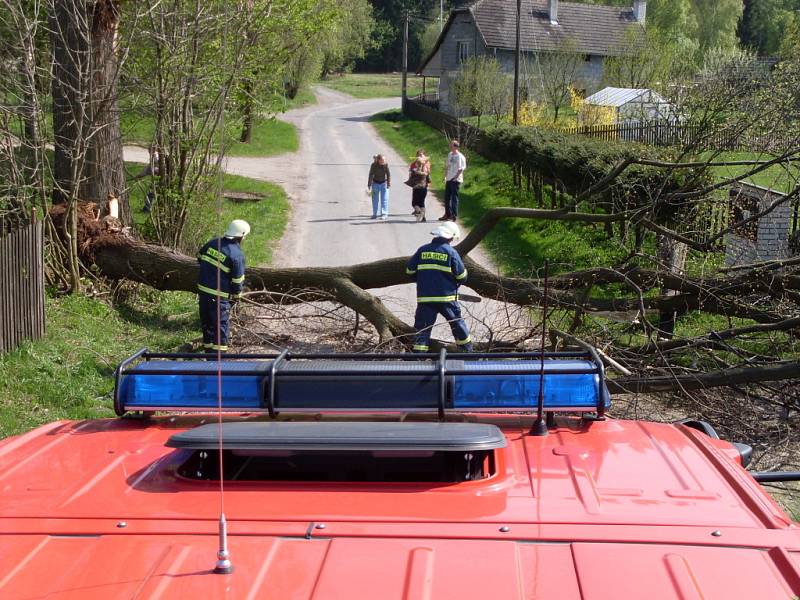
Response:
[[1, 413, 799, 599]]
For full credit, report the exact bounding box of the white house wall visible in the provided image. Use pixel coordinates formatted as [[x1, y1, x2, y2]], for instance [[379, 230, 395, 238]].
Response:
[[436, 12, 489, 114], [436, 21, 607, 115]]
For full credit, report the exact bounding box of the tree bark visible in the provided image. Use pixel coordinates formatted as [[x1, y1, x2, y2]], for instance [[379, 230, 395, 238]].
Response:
[[50, 0, 89, 205], [82, 0, 129, 224], [608, 361, 800, 394]]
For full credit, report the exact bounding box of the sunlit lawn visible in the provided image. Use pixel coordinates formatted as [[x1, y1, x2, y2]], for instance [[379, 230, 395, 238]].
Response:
[[321, 73, 428, 99]]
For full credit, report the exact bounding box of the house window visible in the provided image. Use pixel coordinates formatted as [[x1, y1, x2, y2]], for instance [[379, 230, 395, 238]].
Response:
[[457, 41, 470, 62]]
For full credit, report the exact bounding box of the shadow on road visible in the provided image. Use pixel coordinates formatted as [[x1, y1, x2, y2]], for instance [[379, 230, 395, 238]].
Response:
[[306, 215, 424, 224]]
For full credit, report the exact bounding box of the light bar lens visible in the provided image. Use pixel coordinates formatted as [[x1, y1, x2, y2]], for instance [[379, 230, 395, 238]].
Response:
[[119, 359, 608, 411], [453, 374, 602, 408]]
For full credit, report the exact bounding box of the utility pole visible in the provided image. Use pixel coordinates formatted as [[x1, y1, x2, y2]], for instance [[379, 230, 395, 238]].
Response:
[[440, 0, 443, 30], [402, 10, 409, 110], [512, 0, 521, 125]]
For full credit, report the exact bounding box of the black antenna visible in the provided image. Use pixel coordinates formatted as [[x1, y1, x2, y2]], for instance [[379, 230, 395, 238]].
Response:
[[529, 259, 549, 436]]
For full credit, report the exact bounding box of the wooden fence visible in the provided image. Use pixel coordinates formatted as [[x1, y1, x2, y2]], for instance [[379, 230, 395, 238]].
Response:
[[557, 122, 797, 152], [0, 217, 45, 353]]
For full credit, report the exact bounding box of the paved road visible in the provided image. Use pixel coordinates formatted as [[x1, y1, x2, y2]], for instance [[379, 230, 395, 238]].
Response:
[[126, 87, 528, 344]]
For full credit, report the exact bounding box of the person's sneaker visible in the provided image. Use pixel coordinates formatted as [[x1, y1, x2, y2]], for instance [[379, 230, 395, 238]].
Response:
[[371, 215, 378, 219], [380, 215, 388, 221], [438, 215, 449, 221], [420, 217, 427, 222]]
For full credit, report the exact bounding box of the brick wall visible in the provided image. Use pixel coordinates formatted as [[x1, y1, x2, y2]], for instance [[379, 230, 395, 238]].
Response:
[[725, 183, 792, 266]]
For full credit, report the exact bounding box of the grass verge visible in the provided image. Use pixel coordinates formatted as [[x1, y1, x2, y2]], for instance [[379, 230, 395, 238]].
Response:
[[0, 172, 289, 438], [126, 167, 288, 266], [228, 119, 298, 157], [121, 88, 314, 155], [320, 73, 427, 99]]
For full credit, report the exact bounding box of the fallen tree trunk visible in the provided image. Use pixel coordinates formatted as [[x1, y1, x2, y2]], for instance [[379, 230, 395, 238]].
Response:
[[608, 361, 800, 394], [70, 204, 799, 393]]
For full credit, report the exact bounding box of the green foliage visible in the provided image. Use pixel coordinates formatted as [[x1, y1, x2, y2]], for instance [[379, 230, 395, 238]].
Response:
[[692, 0, 744, 53], [480, 126, 701, 216], [603, 29, 695, 91], [358, 0, 446, 72], [739, 0, 800, 55], [527, 38, 583, 123], [320, 0, 377, 77]]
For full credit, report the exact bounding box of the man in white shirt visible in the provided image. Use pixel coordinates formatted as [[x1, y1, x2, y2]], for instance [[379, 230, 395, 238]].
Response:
[[440, 139, 467, 222]]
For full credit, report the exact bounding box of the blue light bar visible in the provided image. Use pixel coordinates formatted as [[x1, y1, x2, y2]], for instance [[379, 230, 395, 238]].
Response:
[[452, 360, 605, 409], [114, 351, 611, 417], [119, 361, 268, 410]]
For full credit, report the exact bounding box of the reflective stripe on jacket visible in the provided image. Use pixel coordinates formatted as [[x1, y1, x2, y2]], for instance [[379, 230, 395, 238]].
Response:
[[197, 237, 246, 299], [405, 238, 467, 303]]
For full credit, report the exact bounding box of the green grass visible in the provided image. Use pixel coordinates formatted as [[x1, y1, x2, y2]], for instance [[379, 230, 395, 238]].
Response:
[[320, 73, 427, 99], [120, 87, 314, 155], [711, 151, 799, 194], [122, 117, 299, 158], [126, 166, 288, 266], [227, 119, 298, 157], [0, 169, 289, 438], [371, 110, 625, 276], [0, 290, 197, 438]]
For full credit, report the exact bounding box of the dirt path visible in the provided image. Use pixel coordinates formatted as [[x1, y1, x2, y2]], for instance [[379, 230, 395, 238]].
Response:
[[124, 87, 529, 344]]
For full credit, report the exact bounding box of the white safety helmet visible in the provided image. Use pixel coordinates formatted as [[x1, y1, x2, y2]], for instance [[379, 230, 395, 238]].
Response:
[[224, 219, 251, 239], [430, 221, 460, 240]]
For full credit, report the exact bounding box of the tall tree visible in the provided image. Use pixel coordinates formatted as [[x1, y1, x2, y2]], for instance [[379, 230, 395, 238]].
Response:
[[83, 1, 128, 224], [50, 0, 128, 222], [739, 0, 799, 55], [530, 38, 582, 123], [691, 0, 743, 53], [358, 0, 442, 72]]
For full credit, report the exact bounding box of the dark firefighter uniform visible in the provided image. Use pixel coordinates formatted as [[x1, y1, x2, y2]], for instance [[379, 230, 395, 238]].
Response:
[[197, 237, 245, 351], [405, 238, 473, 352]]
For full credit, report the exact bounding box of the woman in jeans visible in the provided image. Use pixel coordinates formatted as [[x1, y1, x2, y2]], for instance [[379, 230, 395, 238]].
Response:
[[367, 154, 391, 220], [408, 149, 431, 222]]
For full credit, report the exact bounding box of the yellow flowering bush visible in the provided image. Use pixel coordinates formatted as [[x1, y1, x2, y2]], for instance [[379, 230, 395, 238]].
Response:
[[570, 86, 616, 127]]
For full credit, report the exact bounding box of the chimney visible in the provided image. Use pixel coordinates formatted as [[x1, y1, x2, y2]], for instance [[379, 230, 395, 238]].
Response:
[[549, 0, 558, 24], [633, 0, 646, 24]]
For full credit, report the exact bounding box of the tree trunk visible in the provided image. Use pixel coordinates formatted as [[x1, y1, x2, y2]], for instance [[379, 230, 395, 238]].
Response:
[[82, 1, 129, 225], [50, 0, 92, 292], [239, 79, 254, 143], [50, 0, 89, 205]]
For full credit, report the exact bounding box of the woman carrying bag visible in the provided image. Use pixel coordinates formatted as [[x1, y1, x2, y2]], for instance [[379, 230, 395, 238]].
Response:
[[406, 149, 431, 222]]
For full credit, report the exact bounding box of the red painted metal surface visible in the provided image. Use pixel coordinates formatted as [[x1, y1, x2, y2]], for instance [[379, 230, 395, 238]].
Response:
[[1, 414, 799, 599]]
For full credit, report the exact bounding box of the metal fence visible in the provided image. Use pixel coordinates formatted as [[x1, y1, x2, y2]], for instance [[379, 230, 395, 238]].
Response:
[[0, 218, 45, 353]]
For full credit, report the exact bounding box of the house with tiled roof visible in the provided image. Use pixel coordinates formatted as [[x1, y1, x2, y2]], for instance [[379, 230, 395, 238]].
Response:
[[418, 0, 647, 115]]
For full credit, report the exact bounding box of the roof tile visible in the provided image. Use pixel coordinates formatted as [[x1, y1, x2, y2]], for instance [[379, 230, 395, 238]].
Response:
[[471, 0, 643, 56]]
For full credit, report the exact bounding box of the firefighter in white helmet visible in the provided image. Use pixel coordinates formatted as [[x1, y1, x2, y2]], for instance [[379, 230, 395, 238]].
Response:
[[196, 220, 250, 352], [405, 221, 473, 352]]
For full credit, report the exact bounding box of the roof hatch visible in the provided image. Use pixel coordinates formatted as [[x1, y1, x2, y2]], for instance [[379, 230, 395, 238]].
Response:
[[167, 422, 506, 483]]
